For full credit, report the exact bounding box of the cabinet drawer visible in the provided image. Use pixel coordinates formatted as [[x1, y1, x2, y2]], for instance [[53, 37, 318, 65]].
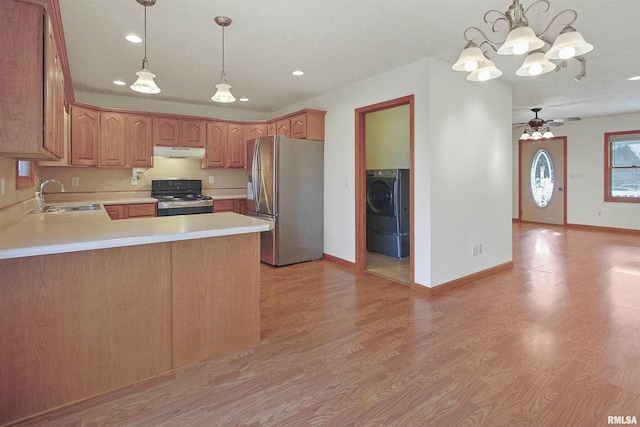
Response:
[[127, 203, 157, 218]]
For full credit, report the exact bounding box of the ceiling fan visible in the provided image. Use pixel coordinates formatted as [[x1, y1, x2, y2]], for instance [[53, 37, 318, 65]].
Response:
[[514, 108, 581, 140]]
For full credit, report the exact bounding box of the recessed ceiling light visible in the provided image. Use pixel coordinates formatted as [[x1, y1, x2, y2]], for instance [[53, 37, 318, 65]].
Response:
[[292, 70, 304, 76], [113, 80, 126, 86], [125, 34, 142, 43], [239, 98, 249, 102], [628, 75, 640, 81]]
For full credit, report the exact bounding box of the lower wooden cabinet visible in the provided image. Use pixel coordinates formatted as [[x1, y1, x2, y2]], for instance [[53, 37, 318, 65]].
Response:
[[214, 199, 247, 214], [105, 203, 156, 220]]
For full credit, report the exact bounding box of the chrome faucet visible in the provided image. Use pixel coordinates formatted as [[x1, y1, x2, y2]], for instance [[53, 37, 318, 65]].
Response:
[[37, 179, 65, 212]]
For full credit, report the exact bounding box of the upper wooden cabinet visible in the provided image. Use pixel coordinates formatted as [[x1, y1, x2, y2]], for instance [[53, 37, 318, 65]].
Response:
[[203, 122, 246, 169], [100, 113, 126, 167], [71, 106, 153, 168], [71, 105, 100, 166], [153, 118, 205, 148], [126, 115, 153, 167], [245, 123, 267, 142], [267, 110, 325, 141], [0, 1, 65, 159]]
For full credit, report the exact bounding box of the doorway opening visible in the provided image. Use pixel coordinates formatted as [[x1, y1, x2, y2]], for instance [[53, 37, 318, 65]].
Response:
[[355, 95, 414, 286]]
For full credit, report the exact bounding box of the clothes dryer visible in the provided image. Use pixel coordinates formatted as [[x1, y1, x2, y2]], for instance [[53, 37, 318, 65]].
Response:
[[366, 169, 410, 258]]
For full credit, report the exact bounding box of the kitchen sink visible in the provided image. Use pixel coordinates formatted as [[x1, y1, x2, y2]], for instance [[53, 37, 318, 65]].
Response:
[[39, 204, 101, 213]]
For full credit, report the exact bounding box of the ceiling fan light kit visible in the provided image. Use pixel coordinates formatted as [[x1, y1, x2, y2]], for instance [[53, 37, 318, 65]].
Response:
[[452, 0, 594, 82], [130, 0, 161, 94], [211, 16, 236, 103]]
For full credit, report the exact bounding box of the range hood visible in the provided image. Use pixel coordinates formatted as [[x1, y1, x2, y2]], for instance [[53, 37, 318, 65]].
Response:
[[153, 146, 205, 159]]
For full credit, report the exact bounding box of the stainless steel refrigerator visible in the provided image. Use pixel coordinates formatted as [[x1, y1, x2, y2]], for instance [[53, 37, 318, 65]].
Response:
[[246, 135, 324, 266]]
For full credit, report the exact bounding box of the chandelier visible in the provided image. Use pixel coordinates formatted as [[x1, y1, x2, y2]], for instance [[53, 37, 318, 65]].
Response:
[[452, 0, 593, 82]]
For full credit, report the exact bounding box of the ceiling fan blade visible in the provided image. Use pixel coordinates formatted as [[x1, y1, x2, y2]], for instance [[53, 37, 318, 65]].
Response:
[[549, 117, 581, 123], [545, 121, 565, 127]]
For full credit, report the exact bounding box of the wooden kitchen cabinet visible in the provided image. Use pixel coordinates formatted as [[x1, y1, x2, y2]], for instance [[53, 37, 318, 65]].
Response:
[[100, 113, 126, 167], [203, 122, 246, 169], [0, 1, 64, 159], [153, 117, 205, 148], [71, 105, 100, 166], [245, 123, 267, 141], [227, 124, 246, 168], [105, 203, 157, 220], [267, 110, 325, 140], [126, 114, 153, 167], [214, 199, 247, 214]]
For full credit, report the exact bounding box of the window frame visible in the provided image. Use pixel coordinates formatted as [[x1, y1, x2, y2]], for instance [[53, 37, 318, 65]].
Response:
[[15, 160, 35, 190], [604, 129, 640, 203]]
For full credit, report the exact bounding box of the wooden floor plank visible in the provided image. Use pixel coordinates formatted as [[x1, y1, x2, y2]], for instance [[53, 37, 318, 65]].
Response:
[[10, 222, 640, 426]]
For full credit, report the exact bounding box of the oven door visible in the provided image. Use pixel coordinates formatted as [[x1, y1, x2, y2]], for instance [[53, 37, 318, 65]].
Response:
[[157, 200, 213, 216]]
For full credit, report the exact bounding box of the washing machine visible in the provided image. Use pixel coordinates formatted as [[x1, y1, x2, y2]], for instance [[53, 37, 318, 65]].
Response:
[[366, 169, 410, 258]]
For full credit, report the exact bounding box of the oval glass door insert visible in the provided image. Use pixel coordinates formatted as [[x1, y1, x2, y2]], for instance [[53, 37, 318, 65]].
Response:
[[530, 149, 554, 208]]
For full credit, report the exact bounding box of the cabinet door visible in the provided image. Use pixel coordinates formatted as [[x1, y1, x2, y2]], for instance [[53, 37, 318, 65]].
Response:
[[290, 114, 307, 139], [127, 203, 156, 218], [233, 199, 247, 215], [43, 16, 57, 157], [181, 120, 206, 148], [204, 121, 227, 168], [0, 1, 46, 158], [245, 123, 267, 141], [227, 124, 246, 168], [153, 117, 180, 147], [267, 122, 276, 136], [105, 205, 126, 220], [71, 105, 99, 166], [214, 199, 235, 212], [126, 114, 153, 167], [275, 119, 290, 137], [100, 113, 126, 167]]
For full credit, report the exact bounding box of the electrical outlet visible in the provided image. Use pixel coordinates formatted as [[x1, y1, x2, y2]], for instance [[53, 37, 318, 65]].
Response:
[[131, 177, 138, 186], [0, 178, 5, 196], [471, 244, 483, 256], [71, 177, 80, 187], [208, 176, 215, 184]]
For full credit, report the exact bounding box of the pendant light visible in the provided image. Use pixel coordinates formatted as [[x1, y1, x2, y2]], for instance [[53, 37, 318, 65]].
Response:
[[130, 0, 161, 94], [211, 16, 236, 103]]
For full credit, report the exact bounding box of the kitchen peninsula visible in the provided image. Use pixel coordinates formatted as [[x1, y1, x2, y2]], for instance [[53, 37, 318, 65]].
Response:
[[0, 208, 271, 425]]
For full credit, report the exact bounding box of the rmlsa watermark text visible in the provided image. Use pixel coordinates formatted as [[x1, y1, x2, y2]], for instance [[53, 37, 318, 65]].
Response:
[[608, 415, 638, 425]]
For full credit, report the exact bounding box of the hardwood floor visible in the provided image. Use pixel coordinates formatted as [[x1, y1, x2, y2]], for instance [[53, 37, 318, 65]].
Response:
[[366, 250, 411, 284], [11, 222, 640, 426]]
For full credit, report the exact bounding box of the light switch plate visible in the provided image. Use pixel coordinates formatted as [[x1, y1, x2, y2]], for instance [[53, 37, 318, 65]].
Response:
[[208, 176, 215, 184], [71, 177, 80, 187]]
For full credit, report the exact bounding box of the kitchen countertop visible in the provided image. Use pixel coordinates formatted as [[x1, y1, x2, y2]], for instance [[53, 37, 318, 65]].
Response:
[[0, 204, 271, 260]]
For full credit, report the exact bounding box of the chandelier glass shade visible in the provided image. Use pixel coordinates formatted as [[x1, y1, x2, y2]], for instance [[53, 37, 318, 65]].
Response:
[[520, 127, 554, 140], [452, 0, 593, 82], [130, 0, 161, 94], [211, 16, 236, 103]]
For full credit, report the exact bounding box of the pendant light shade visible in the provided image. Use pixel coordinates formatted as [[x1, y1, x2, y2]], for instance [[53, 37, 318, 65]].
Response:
[[467, 59, 502, 82], [452, 42, 485, 72], [211, 83, 236, 103], [211, 16, 236, 103], [545, 26, 594, 60], [497, 26, 545, 55], [130, 0, 160, 94], [516, 51, 557, 76]]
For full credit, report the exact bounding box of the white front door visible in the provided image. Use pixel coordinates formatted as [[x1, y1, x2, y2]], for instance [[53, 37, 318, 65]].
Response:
[[520, 137, 566, 225]]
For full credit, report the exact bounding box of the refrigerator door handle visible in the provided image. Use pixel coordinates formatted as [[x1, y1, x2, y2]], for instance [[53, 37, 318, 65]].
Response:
[[253, 140, 261, 210]]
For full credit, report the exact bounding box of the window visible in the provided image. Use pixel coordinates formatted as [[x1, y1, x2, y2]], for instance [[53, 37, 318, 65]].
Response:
[[605, 130, 640, 203], [530, 149, 554, 208], [15, 160, 35, 190]]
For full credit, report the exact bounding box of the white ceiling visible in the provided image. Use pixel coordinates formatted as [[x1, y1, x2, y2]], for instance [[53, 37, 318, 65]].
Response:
[[58, 0, 640, 124]]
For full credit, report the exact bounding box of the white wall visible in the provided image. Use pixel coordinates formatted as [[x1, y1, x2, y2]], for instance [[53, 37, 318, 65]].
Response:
[[274, 57, 513, 289], [512, 112, 640, 230]]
